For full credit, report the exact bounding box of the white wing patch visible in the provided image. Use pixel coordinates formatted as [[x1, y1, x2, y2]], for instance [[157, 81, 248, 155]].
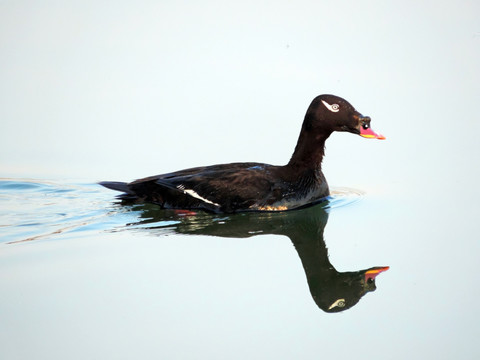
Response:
[[321, 100, 340, 113], [176, 185, 220, 207]]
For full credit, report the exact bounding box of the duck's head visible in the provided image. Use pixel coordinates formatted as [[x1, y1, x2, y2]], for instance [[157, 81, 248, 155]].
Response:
[[305, 94, 385, 140], [322, 266, 390, 313]]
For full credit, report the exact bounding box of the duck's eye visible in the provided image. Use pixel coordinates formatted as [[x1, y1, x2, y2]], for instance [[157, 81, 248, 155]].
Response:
[[367, 277, 374, 284], [362, 123, 370, 130], [321, 100, 340, 113]]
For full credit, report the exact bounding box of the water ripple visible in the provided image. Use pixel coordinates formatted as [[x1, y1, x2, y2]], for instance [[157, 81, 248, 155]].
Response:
[[0, 178, 126, 244], [0, 179, 364, 244], [327, 186, 365, 209]]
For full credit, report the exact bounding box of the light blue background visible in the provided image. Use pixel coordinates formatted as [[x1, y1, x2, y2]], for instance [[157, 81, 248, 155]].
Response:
[[1, 1, 479, 359]]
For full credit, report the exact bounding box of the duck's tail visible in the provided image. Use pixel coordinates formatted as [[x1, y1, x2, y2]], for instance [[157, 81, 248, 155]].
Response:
[[99, 181, 133, 194]]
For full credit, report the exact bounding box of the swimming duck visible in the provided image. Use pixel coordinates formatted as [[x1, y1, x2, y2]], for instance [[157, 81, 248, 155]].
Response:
[[100, 94, 385, 213]]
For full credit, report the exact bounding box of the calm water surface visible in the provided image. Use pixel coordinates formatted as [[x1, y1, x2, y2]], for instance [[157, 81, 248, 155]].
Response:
[[1, 176, 478, 359]]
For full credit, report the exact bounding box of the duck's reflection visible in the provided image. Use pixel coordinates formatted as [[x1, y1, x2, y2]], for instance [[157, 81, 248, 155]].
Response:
[[127, 203, 388, 313]]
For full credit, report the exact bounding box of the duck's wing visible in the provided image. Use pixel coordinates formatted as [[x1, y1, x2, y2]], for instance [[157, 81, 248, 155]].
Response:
[[123, 163, 286, 212]]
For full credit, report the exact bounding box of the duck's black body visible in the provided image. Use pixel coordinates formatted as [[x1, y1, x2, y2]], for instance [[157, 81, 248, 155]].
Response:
[[101, 162, 328, 213], [100, 94, 384, 213]]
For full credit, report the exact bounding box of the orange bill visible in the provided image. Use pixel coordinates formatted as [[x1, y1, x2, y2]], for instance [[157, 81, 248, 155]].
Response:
[[364, 266, 390, 282], [360, 127, 386, 140]]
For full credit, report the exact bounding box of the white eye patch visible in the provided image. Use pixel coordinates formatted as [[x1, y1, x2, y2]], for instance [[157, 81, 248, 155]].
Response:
[[321, 100, 340, 113], [328, 298, 346, 310]]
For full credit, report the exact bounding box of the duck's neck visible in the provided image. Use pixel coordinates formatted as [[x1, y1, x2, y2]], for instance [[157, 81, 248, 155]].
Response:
[[286, 126, 332, 172]]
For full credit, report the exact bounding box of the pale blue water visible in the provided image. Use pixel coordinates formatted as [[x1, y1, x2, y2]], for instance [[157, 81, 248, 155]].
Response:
[[1, 175, 479, 359], [0, 179, 361, 244]]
